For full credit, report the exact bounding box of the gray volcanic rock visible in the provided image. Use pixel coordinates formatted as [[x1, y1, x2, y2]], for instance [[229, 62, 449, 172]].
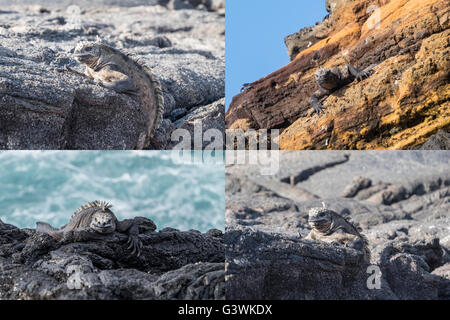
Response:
[[226, 151, 450, 299], [284, 25, 318, 61], [159, 0, 225, 12], [371, 237, 449, 300], [0, 218, 225, 299], [0, 3, 224, 149], [284, 3, 335, 61], [417, 130, 450, 150], [0, 1, 160, 9], [226, 227, 376, 300], [152, 262, 225, 299], [226, 227, 450, 299], [170, 98, 225, 149]]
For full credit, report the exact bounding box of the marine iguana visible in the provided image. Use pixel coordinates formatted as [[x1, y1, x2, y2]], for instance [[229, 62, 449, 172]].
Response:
[[240, 83, 253, 92], [305, 203, 370, 261], [36, 201, 143, 256], [70, 40, 165, 149], [309, 53, 376, 116]]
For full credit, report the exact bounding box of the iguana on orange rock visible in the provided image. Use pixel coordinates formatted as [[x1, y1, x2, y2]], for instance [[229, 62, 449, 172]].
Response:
[[309, 52, 376, 116]]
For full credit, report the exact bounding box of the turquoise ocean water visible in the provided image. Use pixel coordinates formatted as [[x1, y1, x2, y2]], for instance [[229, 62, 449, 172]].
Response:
[[0, 151, 224, 232]]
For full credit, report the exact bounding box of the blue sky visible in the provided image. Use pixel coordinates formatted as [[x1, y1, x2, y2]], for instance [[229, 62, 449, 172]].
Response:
[[226, 1, 328, 110]]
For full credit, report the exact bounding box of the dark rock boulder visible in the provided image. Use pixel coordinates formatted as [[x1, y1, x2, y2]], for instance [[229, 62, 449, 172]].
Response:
[[225, 227, 376, 300], [372, 238, 450, 300], [417, 130, 450, 150], [225, 227, 450, 300]]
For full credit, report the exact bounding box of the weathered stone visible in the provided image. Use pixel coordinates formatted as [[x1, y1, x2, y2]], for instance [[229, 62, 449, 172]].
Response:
[[417, 130, 450, 150], [170, 98, 225, 149]]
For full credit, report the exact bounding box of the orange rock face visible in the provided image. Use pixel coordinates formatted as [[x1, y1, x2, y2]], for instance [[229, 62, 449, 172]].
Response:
[[226, 0, 449, 150]]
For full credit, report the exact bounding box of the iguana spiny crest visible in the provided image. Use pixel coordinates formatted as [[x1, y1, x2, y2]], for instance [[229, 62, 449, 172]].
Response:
[[36, 200, 142, 256], [73, 40, 165, 149], [305, 203, 370, 262], [72, 200, 112, 217]]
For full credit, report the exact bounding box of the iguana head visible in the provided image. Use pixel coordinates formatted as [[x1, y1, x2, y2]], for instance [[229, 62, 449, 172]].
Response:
[[80, 201, 116, 234], [90, 210, 116, 234], [315, 68, 340, 90], [74, 41, 103, 68], [308, 206, 333, 233]]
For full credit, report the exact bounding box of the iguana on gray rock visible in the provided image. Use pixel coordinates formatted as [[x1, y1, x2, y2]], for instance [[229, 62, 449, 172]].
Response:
[[72, 40, 165, 149], [309, 53, 376, 115], [305, 203, 370, 261], [36, 201, 143, 256]]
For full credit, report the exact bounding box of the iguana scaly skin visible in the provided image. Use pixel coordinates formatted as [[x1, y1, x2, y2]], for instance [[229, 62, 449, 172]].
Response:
[[36, 201, 142, 256], [309, 55, 376, 115], [73, 41, 165, 149], [305, 204, 370, 261]]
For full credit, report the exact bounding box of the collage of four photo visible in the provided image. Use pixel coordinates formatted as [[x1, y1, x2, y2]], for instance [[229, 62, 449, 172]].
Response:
[[0, 0, 448, 305]]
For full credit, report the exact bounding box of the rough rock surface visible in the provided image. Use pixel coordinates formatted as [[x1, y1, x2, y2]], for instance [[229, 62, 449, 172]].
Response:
[[169, 98, 225, 149], [0, 217, 225, 299], [416, 129, 450, 149], [226, 151, 450, 299], [0, 1, 224, 149], [226, 0, 449, 150], [159, 0, 225, 12]]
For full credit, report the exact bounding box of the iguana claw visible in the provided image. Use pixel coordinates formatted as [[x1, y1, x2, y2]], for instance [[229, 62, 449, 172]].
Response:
[[310, 102, 325, 116], [356, 70, 372, 82], [314, 103, 325, 115], [127, 235, 142, 257]]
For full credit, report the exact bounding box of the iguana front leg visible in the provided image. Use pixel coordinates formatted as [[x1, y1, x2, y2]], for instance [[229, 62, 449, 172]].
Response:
[[309, 87, 330, 116], [326, 230, 364, 250], [91, 66, 138, 94], [101, 78, 138, 93], [346, 63, 375, 82], [117, 219, 142, 257], [64, 66, 97, 85]]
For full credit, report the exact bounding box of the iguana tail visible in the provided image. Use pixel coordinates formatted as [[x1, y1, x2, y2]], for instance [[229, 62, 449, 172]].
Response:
[[36, 221, 62, 240], [142, 66, 165, 140], [149, 71, 165, 138]]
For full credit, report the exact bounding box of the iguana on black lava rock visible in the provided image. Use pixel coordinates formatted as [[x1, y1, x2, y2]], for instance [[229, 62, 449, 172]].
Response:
[[36, 201, 142, 256], [71, 40, 165, 149], [309, 52, 376, 116], [305, 203, 370, 262]]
